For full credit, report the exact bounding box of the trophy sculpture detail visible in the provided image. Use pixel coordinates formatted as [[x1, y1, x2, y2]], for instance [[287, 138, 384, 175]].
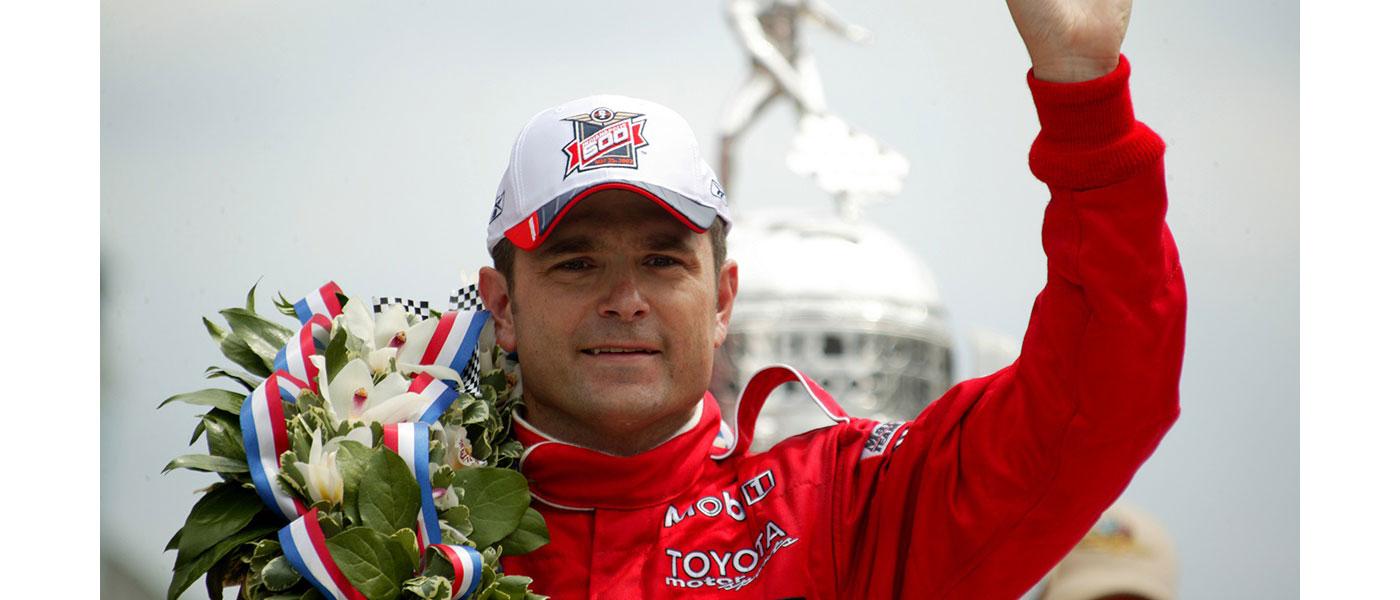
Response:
[[713, 1, 952, 450]]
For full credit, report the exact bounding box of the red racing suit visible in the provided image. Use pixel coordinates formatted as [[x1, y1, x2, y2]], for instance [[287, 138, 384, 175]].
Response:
[[500, 56, 1186, 599]]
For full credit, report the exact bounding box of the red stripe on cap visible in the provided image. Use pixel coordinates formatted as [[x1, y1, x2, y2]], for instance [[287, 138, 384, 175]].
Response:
[[504, 182, 707, 251]]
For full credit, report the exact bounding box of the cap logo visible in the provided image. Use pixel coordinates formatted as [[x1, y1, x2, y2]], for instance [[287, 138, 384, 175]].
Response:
[[1078, 517, 1144, 555], [561, 107, 648, 179], [489, 190, 505, 223]]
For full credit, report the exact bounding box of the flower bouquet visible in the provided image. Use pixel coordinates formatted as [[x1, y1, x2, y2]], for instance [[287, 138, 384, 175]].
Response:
[[161, 281, 548, 600]]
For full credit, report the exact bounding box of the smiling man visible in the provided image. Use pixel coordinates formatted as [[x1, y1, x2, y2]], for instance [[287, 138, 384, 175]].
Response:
[[476, 0, 1185, 597]]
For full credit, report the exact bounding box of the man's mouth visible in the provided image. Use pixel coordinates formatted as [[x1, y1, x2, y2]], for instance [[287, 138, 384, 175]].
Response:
[[581, 346, 661, 356]]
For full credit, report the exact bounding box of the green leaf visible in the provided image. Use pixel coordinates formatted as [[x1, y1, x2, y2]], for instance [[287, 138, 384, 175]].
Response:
[[176, 483, 264, 563], [498, 507, 549, 556], [276, 455, 310, 503], [437, 505, 472, 546], [166, 528, 182, 552], [261, 555, 302, 592], [160, 388, 246, 413], [335, 441, 375, 526], [454, 467, 530, 547], [402, 575, 453, 600], [461, 399, 491, 424], [496, 575, 534, 600], [477, 370, 508, 393], [323, 326, 350, 384], [246, 280, 260, 312], [390, 528, 418, 561], [421, 546, 461, 580], [325, 527, 418, 600], [220, 307, 293, 368], [205, 366, 261, 392], [203, 317, 229, 345], [201, 409, 246, 463], [167, 524, 275, 600], [217, 327, 275, 377], [315, 504, 347, 539], [189, 419, 207, 446], [357, 447, 421, 535], [274, 292, 300, 318], [164, 454, 249, 475], [438, 506, 472, 537]]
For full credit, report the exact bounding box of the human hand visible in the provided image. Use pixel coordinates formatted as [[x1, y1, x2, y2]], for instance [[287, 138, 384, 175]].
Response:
[[1004, 0, 1131, 82]]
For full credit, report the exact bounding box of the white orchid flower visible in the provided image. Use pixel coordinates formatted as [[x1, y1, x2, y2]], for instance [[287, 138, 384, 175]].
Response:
[[340, 299, 413, 378], [293, 426, 371, 506], [310, 356, 433, 425], [395, 317, 464, 386], [373, 303, 412, 349], [443, 425, 481, 470]]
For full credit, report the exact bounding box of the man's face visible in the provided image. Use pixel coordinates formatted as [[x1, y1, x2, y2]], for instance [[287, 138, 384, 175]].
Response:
[[480, 190, 737, 449]]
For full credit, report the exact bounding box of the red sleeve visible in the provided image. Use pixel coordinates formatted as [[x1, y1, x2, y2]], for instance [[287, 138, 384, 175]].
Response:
[[829, 55, 1186, 599]]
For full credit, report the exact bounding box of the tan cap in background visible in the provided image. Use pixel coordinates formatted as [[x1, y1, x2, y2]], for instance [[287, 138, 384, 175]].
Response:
[[1040, 503, 1179, 600]]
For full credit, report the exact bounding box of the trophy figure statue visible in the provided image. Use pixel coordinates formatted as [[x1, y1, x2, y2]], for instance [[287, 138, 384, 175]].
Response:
[[713, 2, 951, 450], [719, 0, 872, 192]]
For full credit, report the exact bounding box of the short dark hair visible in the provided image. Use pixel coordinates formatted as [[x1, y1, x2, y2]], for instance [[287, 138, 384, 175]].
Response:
[[490, 221, 729, 287]]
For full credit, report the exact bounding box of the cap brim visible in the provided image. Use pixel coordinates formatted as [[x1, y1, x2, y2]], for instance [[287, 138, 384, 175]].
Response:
[[1041, 567, 1175, 600], [503, 181, 719, 251]]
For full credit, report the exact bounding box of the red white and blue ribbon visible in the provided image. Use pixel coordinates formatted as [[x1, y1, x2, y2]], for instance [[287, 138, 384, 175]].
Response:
[[429, 544, 484, 599], [241, 371, 311, 520], [410, 372, 462, 426], [400, 311, 490, 380], [273, 314, 331, 394], [382, 422, 442, 552], [294, 282, 345, 325], [279, 509, 368, 600]]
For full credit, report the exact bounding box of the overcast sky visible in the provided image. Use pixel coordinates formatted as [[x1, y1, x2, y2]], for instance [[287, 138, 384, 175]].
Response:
[[101, 1, 1298, 597]]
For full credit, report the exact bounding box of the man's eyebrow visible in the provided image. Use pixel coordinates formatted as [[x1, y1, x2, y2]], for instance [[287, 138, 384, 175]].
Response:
[[537, 236, 597, 257], [644, 232, 695, 253]]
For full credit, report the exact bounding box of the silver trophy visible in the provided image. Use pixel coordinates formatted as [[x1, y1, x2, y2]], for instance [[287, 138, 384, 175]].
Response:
[[713, 1, 953, 450]]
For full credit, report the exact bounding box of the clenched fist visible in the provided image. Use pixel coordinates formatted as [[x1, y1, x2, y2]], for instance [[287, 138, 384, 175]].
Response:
[[1005, 0, 1132, 82]]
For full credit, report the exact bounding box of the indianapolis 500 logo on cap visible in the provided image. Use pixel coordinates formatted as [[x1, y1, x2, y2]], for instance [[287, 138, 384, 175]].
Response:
[[561, 107, 649, 179]]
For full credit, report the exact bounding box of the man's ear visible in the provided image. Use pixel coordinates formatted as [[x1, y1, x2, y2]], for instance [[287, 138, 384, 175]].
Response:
[[478, 266, 517, 352], [713, 259, 738, 348]]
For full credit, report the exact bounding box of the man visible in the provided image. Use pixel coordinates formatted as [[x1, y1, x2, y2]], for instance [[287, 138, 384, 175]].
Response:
[[477, 0, 1185, 596]]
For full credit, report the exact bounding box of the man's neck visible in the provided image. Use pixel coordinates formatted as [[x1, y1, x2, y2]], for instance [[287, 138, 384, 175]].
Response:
[[515, 396, 704, 456]]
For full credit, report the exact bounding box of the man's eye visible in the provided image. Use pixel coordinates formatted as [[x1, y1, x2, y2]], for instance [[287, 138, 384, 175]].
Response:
[[645, 256, 681, 268], [555, 259, 592, 271]]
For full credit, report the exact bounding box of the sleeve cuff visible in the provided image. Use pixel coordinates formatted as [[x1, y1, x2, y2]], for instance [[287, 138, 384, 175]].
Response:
[[1026, 55, 1165, 190]]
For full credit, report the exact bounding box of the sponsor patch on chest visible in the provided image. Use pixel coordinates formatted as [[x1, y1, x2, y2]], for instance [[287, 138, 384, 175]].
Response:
[[659, 469, 799, 591]]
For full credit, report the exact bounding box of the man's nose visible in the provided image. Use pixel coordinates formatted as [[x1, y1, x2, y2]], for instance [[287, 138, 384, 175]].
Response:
[[598, 269, 649, 322]]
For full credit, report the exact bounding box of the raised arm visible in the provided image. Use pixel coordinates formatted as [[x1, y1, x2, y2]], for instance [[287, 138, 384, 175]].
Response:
[[802, 0, 873, 44], [828, 1, 1186, 597]]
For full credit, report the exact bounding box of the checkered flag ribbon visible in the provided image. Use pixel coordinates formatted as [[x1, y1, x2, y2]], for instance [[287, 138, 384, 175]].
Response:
[[371, 283, 487, 396], [371, 284, 484, 318], [448, 285, 486, 312]]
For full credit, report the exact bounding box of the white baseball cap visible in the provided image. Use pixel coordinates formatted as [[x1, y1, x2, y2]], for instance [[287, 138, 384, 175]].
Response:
[[486, 94, 731, 253]]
